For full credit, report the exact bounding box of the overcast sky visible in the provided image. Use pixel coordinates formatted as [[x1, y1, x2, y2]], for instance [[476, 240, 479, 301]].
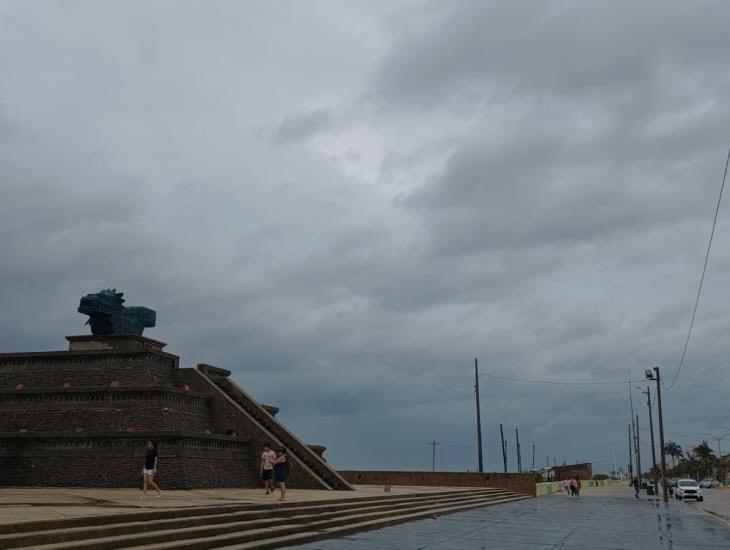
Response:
[[2, 0, 729, 473]]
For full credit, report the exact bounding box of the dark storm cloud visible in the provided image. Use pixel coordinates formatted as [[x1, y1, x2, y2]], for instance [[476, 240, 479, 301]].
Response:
[[1, 0, 729, 472]]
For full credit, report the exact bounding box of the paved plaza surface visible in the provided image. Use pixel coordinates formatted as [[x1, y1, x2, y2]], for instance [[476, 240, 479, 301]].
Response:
[[292, 487, 730, 550], [0, 485, 470, 526]]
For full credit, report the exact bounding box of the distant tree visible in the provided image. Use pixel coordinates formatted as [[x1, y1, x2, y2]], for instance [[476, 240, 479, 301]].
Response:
[[693, 441, 716, 478], [664, 441, 682, 471], [530, 471, 544, 484], [678, 451, 699, 479]]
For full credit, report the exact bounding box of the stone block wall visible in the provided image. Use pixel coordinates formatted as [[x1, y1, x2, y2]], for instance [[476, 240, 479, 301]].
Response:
[[0, 433, 254, 489], [338, 470, 536, 496], [0, 389, 212, 433], [0, 351, 179, 390]]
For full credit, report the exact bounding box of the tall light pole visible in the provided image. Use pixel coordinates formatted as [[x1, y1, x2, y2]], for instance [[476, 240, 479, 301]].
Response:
[[428, 441, 439, 472], [705, 431, 730, 485], [646, 367, 668, 502], [628, 380, 639, 481], [628, 424, 633, 480], [720, 427, 730, 485], [474, 358, 484, 473], [532, 444, 536, 470], [635, 414, 642, 487], [500, 424, 507, 473], [638, 386, 658, 495]]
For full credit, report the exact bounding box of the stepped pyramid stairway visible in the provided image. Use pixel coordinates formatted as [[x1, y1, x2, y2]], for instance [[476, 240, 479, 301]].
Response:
[[193, 365, 351, 491], [0, 334, 351, 491], [0, 488, 530, 549]]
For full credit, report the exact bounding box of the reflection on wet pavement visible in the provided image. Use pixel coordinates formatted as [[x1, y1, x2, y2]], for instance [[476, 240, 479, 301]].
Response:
[[293, 489, 730, 549]]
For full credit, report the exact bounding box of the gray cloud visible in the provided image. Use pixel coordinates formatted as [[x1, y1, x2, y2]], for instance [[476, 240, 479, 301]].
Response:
[[1, 0, 729, 473], [273, 108, 332, 143]]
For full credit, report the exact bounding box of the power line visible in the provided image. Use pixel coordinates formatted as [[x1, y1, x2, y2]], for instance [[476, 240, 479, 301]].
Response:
[[439, 443, 475, 449], [665, 142, 730, 391], [479, 372, 644, 386]]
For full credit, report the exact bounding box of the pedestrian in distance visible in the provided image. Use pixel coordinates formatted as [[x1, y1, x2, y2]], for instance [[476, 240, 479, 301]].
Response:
[[632, 476, 640, 498], [141, 440, 162, 499], [574, 476, 581, 498], [563, 479, 571, 496], [569, 478, 577, 496], [272, 447, 292, 501], [261, 444, 277, 494]]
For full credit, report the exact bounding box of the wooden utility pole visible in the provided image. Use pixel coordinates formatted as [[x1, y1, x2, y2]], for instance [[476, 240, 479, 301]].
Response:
[[629, 380, 639, 480], [628, 424, 633, 479], [515, 428, 522, 473], [631, 418, 638, 481], [652, 367, 669, 502], [428, 441, 438, 472], [474, 358, 484, 473], [500, 424, 507, 473], [532, 444, 535, 470], [636, 414, 642, 487], [643, 386, 658, 494]]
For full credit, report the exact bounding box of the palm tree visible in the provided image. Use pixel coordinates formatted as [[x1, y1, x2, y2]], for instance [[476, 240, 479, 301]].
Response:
[[679, 451, 700, 479], [664, 441, 682, 473], [693, 441, 716, 478]]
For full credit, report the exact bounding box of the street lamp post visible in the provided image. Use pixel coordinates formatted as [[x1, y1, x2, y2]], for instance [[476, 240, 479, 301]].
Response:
[[646, 367, 668, 502], [721, 427, 730, 486], [638, 386, 658, 495], [705, 431, 730, 485]]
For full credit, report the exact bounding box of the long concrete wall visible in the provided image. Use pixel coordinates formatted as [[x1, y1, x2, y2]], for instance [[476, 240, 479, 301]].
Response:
[[536, 478, 628, 496], [338, 470, 536, 496]]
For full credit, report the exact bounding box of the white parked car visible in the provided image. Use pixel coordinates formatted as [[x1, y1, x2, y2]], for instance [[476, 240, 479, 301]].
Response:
[[699, 478, 719, 488], [675, 479, 704, 501]]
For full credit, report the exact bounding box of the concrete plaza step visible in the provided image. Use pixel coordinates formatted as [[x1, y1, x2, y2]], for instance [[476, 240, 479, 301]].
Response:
[[150, 494, 530, 550], [0, 488, 498, 537], [127, 493, 524, 550], [0, 488, 529, 549], [223, 495, 530, 549], [0, 489, 503, 547]]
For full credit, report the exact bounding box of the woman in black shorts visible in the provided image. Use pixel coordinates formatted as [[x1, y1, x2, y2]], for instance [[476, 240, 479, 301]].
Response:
[[272, 447, 291, 501], [141, 440, 162, 498]]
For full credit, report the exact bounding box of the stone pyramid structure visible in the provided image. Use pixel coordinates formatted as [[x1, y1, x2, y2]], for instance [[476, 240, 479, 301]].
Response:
[[0, 333, 352, 490]]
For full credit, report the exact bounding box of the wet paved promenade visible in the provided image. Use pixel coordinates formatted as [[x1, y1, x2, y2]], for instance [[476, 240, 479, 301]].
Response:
[[293, 487, 730, 549]]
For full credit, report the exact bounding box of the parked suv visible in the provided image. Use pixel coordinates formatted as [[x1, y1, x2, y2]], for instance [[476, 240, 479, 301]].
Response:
[[699, 478, 719, 488], [675, 479, 703, 501]]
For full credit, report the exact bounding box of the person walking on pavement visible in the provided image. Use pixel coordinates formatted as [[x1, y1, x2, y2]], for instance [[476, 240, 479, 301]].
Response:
[[569, 477, 577, 496], [272, 447, 292, 501], [574, 476, 581, 498], [260, 444, 277, 494], [632, 476, 640, 498], [563, 479, 571, 496], [141, 440, 162, 499]]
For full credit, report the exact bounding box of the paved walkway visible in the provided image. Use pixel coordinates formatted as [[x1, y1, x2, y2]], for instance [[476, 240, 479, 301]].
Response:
[[0, 485, 469, 526], [292, 487, 730, 549], [696, 487, 730, 523]]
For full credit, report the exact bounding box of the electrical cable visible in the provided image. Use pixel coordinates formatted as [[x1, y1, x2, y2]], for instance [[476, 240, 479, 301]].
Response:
[[479, 372, 644, 386], [665, 142, 730, 391]]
